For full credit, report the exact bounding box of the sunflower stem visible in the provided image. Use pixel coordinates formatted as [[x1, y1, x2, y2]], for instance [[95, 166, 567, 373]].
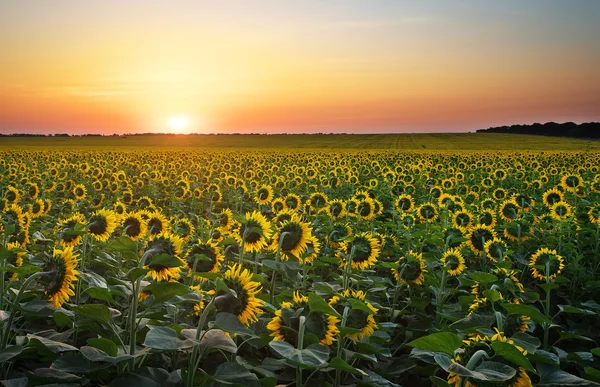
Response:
[[73, 234, 88, 346], [270, 232, 290, 305], [543, 261, 552, 349], [297, 315, 306, 387], [459, 350, 490, 387], [334, 307, 350, 387], [342, 246, 356, 292], [187, 297, 215, 387]]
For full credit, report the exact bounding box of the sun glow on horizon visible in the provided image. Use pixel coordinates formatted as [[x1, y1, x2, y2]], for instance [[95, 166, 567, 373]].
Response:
[[166, 115, 191, 133]]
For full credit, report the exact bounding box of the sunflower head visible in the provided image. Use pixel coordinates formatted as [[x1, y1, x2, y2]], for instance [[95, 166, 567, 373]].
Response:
[[393, 250, 427, 287], [121, 212, 148, 240], [441, 248, 466, 277], [529, 247, 564, 281], [338, 232, 380, 270], [467, 225, 497, 256], [484, 238, 508, 263], [40, 246, 80, 308], [87, 209, 118, 242], [186, 239, 224, 275], [143, 232, 185, 282], [236, 211, 273, 254], [273, 214, 312, 261], [217, 264, 264, 326]]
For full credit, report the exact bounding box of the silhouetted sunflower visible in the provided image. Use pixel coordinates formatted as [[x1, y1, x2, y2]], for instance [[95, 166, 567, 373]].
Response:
[[529, 247, 564, 281], [441, 248, 466, 276], [57, 212, 86, 247], [393, 250, 427, 287], [185, 239, 224, 276], [271, 214, 312, 261]]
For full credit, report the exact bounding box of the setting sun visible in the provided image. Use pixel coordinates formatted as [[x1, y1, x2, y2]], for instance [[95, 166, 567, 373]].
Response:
[[167, 115, 191, 133]]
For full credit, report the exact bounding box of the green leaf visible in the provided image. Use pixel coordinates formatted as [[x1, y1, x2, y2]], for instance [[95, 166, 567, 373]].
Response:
[[0, 345, 23, 362], [557, 305, 596, 315], [501, 303, 552, 325], [483, 289, 502, 303], [468, 272, 498, 284], [510, 332, 541, 355], [214, 312, 255, 337], [126, 267, 150, 282], [308, 293, 341, 318], [430, 376, 453, 387], [559, 331, 595, 342], [72, 304, 111, 324], [537, 363, 598, 386], [208, 362, 261, 387], [107, 367, 172, 387], [329, 356, 365, 375], [26, 334, 78, 353], [79, 271, 108, 288], [85, 287, 115, 303], [407, 332, 463, 356], [144, 282, 191, 303], [142, 325, 195, 350], [148, 253, 184, 268], [216, 278, 235, 296], [53, 311, 73, 327], [592, 348, 600, 357], [107, 236, 137, 253], [347, 298, 375, 315], [88, 338, 118, 357], [196, 329, 237, 354], [268, 341, 330, 369], [492, 341, 535, 373]]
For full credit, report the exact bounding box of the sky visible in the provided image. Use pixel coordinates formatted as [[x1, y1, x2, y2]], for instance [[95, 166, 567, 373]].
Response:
[[1, 1, 599, 135]]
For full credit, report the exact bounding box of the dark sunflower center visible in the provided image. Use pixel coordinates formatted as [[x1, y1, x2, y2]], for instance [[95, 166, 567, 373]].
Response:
[[420, 205, 436, 219], [219, 280, 249, 316], [286, 197, 299, 209], [242, 220, 263, 244], [455, 214, 471, 227], [312, 195, 326, 207], [349, 237, 371, 262], [346, 309, 369, 330], [471, 229, 493, 251], [32, 202, 42, 213], [358, 202, 372, 217], [273, 201, 284, 212], [148, 218, 163, 235], [280, 223, 303, 252], [398, 198, 411, 211], [188, 245, 217, 272], [331, 203, 343, 217], [88, 216, 108, 235], [399, 259, 422, 281], [546, 193, 560, 205], [124, 218, 142, 237], [41, 256, 67, 295]]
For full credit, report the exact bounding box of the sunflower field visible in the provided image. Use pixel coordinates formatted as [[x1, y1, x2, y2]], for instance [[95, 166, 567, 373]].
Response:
[[1, 149, 600, 387]]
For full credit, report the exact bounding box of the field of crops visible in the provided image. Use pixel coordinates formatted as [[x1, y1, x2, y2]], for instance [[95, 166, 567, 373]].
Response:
[[1, 145, 600, 386]]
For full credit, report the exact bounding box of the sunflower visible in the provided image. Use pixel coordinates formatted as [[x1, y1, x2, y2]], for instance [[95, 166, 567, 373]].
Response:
[[301, 235, 321, 263], [416, 202, 438, 223], [466, 225, 497, 256], [325, 199, 346, 220], [588, 204, 600, 225], [401, 213, 416, 229], [499, 198, 520, 222], [5, 242, 25, 281], [271, 214, 312, 261], [271, 197, 287, 214], [440, 248, 466, 276], [145, 211, 169, 236], [255, 185, 274, 205], [484, 238, 508, 263], [4, 186, 20, 203], [121, 212, 148, 240], [215, 208, 234, 232], [72, 184, 87, 200], [542, 187, 563, 207], [57, 212, 86, 247], [340, 289, 378, 342], [337, 232, 380, 270], [143, 232, 185, 282], [87, 209, 118, 242], [217, 264, 264, 326], [529, 247, 564, 281], [27, 198, 45, 219], [395, 194, 414, 214], [549, 200, 572, 221], [185, 239, 224, 276], [357, 198, 376, 220], [453, 209, 474, 232], [173, 217, 195, 242], [393, 250, 427, 286], [41, 246, 80, 308], [284, 193, 302, 211], [235, 211, 273, 254], [309, 192, 329, 212], [561, 173, 582, 191]]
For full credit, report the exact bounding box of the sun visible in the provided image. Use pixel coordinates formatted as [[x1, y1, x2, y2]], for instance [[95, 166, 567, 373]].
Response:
[[166, 115, 191, 133]]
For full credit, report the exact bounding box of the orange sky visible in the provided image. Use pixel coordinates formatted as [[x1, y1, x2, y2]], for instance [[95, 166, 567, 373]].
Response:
[[1, 1, 599, 134]]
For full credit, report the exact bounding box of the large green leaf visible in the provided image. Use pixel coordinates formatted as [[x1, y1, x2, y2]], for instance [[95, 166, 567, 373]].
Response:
[[142, 326, 195, 350], [501, 303, 552, 325], [72, 304, 111, 324], [268, 340, 330, 369], [347, 298, 375, 315], [215, 312, 256, 336], [0, 345, 23, 362], [491, 341, 535, 373], [148, 253, 184, 268], [537, 363, 599, 386], [143, 282, 191, 303], [329, 356, 365, 375], [407, 332, 463, 356], [207, 362, 261, 387], [307, 293, 341, 318], [26, 334, 78, 353], [87, 338, 118, 357]]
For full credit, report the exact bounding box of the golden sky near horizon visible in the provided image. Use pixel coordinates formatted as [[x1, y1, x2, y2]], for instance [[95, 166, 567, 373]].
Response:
[[1, 1, 599, 134]]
